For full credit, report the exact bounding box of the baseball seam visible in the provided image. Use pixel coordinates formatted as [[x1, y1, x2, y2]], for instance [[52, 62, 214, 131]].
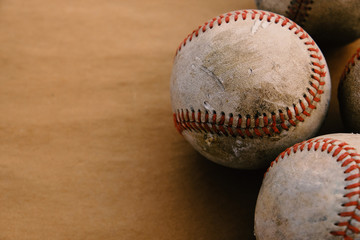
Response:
[[286, 0, 314, 25], [265, 137, 360, 239], [173, 10, 327, 138], [340, 48, 360, 83]]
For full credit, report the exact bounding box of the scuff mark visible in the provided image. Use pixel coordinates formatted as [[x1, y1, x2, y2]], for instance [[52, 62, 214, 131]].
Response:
[[204, 133, 215, 146], [203, 101, 215, 112], [251, 19, 262, 34], [261, 20, 271, 29], [251, 19, 271, 35], [199, 65, 225, 91]]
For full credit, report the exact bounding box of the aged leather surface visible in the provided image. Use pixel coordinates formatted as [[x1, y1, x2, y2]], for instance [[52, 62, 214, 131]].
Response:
[[255, 133, 360, 239], [171, 10, 331, 169]]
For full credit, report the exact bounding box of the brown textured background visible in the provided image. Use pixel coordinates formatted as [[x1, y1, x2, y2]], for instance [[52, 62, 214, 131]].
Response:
[[0, 0, 359, 239]]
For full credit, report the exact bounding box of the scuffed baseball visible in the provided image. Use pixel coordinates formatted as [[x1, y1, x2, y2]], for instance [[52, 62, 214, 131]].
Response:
[[170, 10, 331, 169], [254, 133, 360, 239], [338, 48, 360, 132], [255, 0, 360, 45]]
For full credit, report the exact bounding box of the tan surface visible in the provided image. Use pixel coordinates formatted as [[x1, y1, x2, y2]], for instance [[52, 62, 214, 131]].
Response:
[[0, 0, 359, 239]]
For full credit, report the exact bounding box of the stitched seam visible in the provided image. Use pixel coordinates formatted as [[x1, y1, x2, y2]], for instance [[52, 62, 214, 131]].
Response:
[[339, 48, 360, 85], [265, 138, 360, 239], [286, 0, 313, 25], [173, 10, 327, 138]]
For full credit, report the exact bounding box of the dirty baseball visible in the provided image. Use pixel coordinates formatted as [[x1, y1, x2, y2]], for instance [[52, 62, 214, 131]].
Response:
[[255, 133, 360, 239], [170, 9, 331, 169], [255, 0, 360, 45], [338, 48, 360, 132]]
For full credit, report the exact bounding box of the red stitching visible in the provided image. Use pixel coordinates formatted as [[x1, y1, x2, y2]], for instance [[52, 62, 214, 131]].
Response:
[[286, 108, 296, 126], [281, 17, 289, 27], [173, 10, 326, 138], [312, 62, 325, 69], [265, 138, 360, 239], [267, 12, 275, 22], [300, 100, 310, 116], [271, 113, 280, 134], [279, 110, 289, 130], [175, 107, 304, 137], [176, 10, 322, 55], [227, 113, 235, 137], [245, 115, 253, 138]]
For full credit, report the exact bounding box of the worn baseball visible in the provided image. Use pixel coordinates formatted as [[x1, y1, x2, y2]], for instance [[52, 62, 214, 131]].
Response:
[[338, 48, 360, 132], [170, 10, 331, 169], [254, 133, 360, 239], [255, 0, 360, 45]]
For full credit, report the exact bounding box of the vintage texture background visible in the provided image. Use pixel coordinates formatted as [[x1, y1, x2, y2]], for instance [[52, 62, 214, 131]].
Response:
[[0, 0, 359, 239]]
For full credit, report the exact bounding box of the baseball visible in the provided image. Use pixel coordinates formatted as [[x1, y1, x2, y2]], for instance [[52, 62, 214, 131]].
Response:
[[254, 133, 360, 239], [170, 10, 331, 169], [255, 0, 360, 46], [338, 48, 360, 132]]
